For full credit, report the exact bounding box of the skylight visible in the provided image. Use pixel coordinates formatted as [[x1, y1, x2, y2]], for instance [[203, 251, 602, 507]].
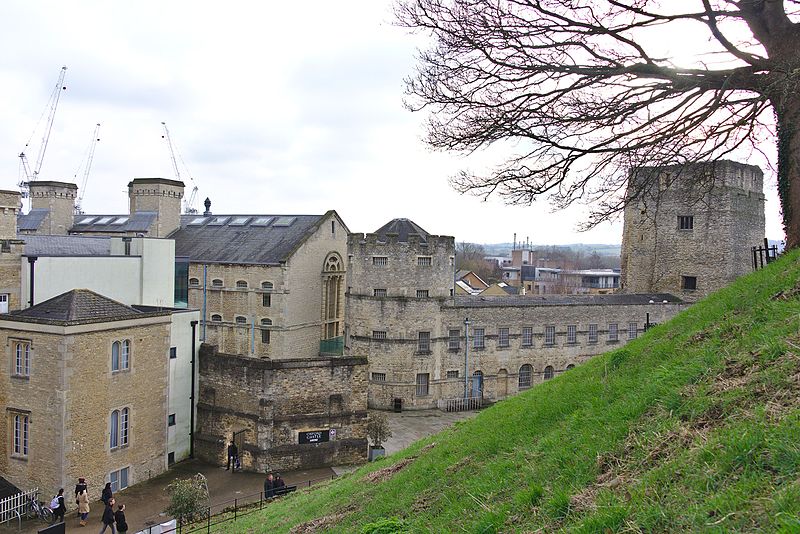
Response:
[[272, 216, 296, 227], [208, 216, 229, 225], [188, 217, 208, 226], [95, 216, 114, 225], [251, 217, 273, 226], [77, 217, 96, 225], [229, 216, 251, 226], [111, 217, 129, 225]]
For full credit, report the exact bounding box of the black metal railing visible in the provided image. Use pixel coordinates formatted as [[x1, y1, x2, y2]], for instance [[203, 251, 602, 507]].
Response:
[[753, 238, 780, 271]]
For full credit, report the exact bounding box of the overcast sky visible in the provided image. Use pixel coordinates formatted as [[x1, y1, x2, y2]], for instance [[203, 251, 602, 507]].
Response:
[[0, 1, 785, 245]]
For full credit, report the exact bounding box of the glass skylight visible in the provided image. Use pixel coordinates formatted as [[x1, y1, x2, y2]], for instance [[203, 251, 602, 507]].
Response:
[[272, 216, 296, 227], [229, 216, 251, 226], [77, 217, 96, 225], [251, 217, 274, 226], [111, 217, 129, 225], [188, 217, 208, 225], [95, 216, 114, 225], [208, 216, 229, 225]]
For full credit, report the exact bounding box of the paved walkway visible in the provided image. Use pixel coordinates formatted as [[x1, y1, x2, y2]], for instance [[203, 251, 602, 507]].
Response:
[[0, 408, 477, 533]]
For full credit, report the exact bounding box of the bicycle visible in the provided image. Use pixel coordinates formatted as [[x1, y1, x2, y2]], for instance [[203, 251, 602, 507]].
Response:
[[25, 495, 53, 523]]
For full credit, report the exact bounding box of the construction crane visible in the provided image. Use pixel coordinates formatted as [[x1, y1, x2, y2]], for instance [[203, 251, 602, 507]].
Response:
[[18, 66, 68, 198], [161, 121, 199, 214], [73, 123, 101, 214]]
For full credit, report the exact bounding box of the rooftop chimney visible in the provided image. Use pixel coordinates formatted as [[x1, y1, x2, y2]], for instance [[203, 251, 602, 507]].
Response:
[[128, 178, 184, 237], [28, 181, 78, 235], [203, 197, 211, 216]]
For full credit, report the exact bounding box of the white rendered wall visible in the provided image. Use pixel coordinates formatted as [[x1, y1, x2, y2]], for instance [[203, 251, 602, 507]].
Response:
[[167, 309, 201, 463]]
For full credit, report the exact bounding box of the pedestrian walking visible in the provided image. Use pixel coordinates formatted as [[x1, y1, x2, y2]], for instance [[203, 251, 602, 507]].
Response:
[[98, 497, 117, 534], [75, 477, 88, 502], [274, 474, 286, 495], [114, 503, 128, 533], [263, 472, 274, 499], [101, 483, 113, 507], [77, 488, 90, 527], [226, 440, 238, 471], [50, 488, 66, 522]]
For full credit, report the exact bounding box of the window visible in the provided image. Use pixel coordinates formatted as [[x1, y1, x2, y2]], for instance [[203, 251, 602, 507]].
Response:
[[211, 279, 223, 288], [169, 347, 177, 359], [371, 372, 386, 382], [544, 366, 554, 380], [415, 373, 430, 396], [235, 316, 247, 324], [446, 370, 459, 379], [168, 414, 176, 426], [588, 324, 598, 344], [372, 330, 387, 341], [416, 289, 429, 298], [14, 342, 30, 377], [498, 328, 510, 348], [417, 256, 432, 267], [210, 314, 222, 322], [168, 452, 175, 465], [448, 329, 460, 350], [544, 326, 556, 346], [109, 467, 129, 492], [609, 323, 619, 342], [678, 215, 694, 230], [331, 220, 335, 235], [473, 328, 485, 349], [261, 281, 274, 290], [188, 278, 199, 287], [12, 413, 28, 456], [418, 331, 431, 352], [372, 256, 388, 266], [522, 327, 533, 347], [261, 319, 272, 344], [110, 407, 129, 449], [111, 340, 130, 372], [373, 289, 387, 297], [236, 280, 248, 289], [519, 364, 532, 389], [567, 325, 577, 344], [566, 364, 575, 370], [628, 322, 638, 340], [682, 276, 697, 291], [0, 294, 8, 313]]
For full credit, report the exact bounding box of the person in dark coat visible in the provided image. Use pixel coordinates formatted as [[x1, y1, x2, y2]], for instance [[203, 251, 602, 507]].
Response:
[[226, 440, 238, 471], [101, 482, 113, 507], [52, 488, 66, 522], [98, 497, 117, 534], [114, 503, 128, 533], [263, 472, 274, 498], [75, 477, 87, 501], [273, 474, 286, 495]]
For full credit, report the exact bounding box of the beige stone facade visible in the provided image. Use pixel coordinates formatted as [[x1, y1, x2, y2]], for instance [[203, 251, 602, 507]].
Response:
[[26, 181, 77, 236], [0, 314, 172, 501], [127, 178, 184, 238]]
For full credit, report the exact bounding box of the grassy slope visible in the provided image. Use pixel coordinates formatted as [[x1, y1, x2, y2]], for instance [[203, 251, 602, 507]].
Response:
[[226, 251, 800, 533]]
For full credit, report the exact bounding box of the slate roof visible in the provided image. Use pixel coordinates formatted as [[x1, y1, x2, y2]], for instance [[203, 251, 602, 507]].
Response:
[[70, 212, 157, 233], [4, 289, 164, 325], [17, 209, 48, 231], [373, 218, 430, 243], [170, 213, 330, 264], [22, 235, 112, 256], [453, 293, 682, 308]]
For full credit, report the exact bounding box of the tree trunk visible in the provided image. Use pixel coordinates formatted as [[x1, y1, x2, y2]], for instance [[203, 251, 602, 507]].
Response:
[[773, 93, 800, 249]]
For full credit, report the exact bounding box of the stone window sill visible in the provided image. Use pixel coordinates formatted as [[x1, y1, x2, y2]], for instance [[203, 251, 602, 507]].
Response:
[[415, 351, 432, 356], [10, 374, 30, 381], [472, 346, 486, 351], [448, 347, 460, 352], [10, 454, 28, 462], [607, 340, 619, 344]]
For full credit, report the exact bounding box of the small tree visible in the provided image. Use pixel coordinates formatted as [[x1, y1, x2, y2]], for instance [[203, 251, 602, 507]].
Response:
[[165, 474, 209, 525], [367, 412, 393, 449]]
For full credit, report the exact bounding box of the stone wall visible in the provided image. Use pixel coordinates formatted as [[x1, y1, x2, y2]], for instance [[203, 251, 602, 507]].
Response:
[[196, 344, 367, 472], [620, 161, 765, 300], [127, 178, 184, 237], [28, 181, 77, 236]]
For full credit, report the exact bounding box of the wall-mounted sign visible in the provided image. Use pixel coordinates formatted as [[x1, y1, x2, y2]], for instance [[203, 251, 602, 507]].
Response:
[[299, 430, 330, 444]]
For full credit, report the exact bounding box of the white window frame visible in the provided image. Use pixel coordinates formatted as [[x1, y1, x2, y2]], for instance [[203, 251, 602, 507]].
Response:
[[628, 322, 638, 340], [609, 323, 619, 342], [12, 413, 29, 456], [473, 328, 485, 349], [567, 325, 577, 344], [109, 467, 129, 492], [418, 331, 431, 352], [415, 373, 430, 396], [544, 326, 556, 346], [588, 324, 598, 344], [448, 329, 460, 350], [498, 328, 510, 348], [522, 327, 533, 347], [14, 341, 30, 377]]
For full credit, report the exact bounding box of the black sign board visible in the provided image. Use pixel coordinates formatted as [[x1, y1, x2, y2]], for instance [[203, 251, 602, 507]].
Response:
[[299, 430, 330, 444]]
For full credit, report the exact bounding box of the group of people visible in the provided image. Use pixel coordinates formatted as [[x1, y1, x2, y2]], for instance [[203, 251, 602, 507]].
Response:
[[263, 472, 286, 498], [49, 477, 128, 533]]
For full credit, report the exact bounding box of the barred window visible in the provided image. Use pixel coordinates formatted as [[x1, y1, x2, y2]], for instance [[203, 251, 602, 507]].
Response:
[[262, 293, 271, 307], [188, 278, 199, 287], [628, 322, 638, 340], [261, 319, 272, 344], [678, 215, 694, 230], [211, 279, 223, 287], [473, 328, 485, 349], [544, 326, 556, 346], [235, 316, 247, 324], [609, 323, 619, 342], [415, 373, 430, 396], [498, 328, 509, 348], [417, 256, 432, 267], [210, 314, 222, 322], [416, 289, 429, 298], [371, 372, 386, 382], [544, 366, 554, 380], [519, 364, 532, 389], [567, 325, 577, 344], [522, 327, 533, 347], [236, 280, 248, 289], [373, 288, 387, 297], [566, 364, 575, 370], [372, 330, 387, 340], [588, 324, 598, 344], [261, 281, 274, 290], [446, 370, 459, 379], [418, 331, 431, 352], [448, 329, 460, 350], [372, 256, 388, 266]]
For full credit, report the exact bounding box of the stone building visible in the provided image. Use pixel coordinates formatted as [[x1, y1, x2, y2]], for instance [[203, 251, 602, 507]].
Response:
[[0, 290, 173, 496], [348, 219, 686, 410], [0, 191, 23, 313], [620, 160, 765, 300]]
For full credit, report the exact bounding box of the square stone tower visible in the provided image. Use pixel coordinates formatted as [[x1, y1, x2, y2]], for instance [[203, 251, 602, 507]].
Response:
[[28, 181, 77, 235], [127, 178, 184, 237], [620, 160, 765, 301]]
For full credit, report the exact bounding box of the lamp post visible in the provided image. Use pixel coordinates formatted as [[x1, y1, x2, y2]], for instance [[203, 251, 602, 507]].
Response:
[[463, 317, 470, 399]]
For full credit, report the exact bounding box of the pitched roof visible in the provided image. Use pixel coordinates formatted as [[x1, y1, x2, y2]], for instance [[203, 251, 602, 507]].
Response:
[[6, 289, 150, 325], [70, 212, 157, 233], [17, 209, 48, 231], [373, 218, 430, 243], [170, 212, 332, 264], [23, 235, 112, 256], [454, 293, 682, 308]]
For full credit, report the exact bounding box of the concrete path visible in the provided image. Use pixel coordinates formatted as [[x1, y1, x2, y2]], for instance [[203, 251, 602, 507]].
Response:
[[380, 408, 479, 455]]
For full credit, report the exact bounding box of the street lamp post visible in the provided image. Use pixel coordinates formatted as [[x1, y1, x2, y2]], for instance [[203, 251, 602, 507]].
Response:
[[464, 317, 470, 399]]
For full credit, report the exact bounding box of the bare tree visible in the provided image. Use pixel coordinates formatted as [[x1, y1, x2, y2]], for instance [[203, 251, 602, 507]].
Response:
[[397, 1, 800, 245]]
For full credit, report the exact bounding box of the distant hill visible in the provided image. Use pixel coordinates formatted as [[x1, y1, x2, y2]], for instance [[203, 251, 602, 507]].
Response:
[[221, 248, 800, 533]]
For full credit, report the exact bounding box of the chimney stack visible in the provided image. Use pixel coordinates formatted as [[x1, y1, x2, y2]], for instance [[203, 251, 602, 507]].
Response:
[[28, 181, 77, 235], [128, 178, 184, 237]]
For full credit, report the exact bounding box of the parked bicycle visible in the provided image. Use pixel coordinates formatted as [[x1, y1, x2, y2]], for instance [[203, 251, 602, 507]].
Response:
[[26, 495, 53, 523]]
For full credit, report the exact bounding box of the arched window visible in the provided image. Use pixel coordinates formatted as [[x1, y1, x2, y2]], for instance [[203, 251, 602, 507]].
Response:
[[544, 365, 554, 380], [235, 316, 247, 324], [261, 318, 272, 344], [566, 364, 575, 370], [210, 314, 222, 322], [211, 279, 223, 288], [111, 341, 120, 371], [188, 278, 200, 287], [236, 280, 248, 289], [518, 364, 532, 389], [322, 253, 345, 342], [15, 342, 30, 376], [110, 410, 119, 448], [261, 281, 274, 291]]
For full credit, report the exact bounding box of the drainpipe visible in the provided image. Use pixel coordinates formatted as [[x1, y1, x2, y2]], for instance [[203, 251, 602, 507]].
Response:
[[463, 317, 470, 399], [190, 320, 198, 459], [250, 316, 255, 356], [202, 264, 207, 341], [27, 256, 37, 308]]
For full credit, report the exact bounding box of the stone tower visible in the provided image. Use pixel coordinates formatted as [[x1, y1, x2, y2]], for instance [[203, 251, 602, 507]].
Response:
[[28, 181, 77, 235], [620, 160, 765, 301], [127, 178, 184, 237], [0, 190, 24, 311]]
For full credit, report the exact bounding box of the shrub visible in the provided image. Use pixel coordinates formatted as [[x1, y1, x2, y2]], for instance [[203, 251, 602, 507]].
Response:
[[368, 412, 393, 449]]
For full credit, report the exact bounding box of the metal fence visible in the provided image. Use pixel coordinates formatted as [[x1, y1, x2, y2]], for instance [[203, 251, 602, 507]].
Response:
[[0, 487, 37, 526], [753, 238, 780, 270], [137, 475, 336, 534], [437, 396, 483, 412]]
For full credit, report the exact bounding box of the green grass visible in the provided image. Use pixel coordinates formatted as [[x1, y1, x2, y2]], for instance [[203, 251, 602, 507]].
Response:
[[220, 250, 800, 533]]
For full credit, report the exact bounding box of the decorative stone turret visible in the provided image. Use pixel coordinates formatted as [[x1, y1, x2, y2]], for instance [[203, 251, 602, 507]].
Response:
[[128, 178, 184, 237], [0, 190, 21, 240], [28, 181, 77, 235]]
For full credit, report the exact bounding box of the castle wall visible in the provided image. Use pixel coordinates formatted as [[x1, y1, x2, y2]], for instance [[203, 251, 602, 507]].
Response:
[[127, 178, 184, 238]]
